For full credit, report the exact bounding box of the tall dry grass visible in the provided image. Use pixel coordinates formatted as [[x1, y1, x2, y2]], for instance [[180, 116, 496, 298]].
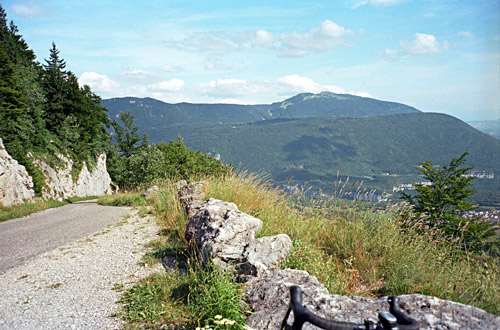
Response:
[[202, 171, 500, 315]]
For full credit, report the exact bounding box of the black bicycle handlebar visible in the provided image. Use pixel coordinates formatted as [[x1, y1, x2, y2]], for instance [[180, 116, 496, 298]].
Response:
[[281, 286, 419, 330]]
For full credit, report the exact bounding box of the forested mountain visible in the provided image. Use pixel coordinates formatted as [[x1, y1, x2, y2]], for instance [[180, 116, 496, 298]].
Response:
[[0, 5, 109, 193], [103, 95, 500, 205], [101, 92, 419, 128]]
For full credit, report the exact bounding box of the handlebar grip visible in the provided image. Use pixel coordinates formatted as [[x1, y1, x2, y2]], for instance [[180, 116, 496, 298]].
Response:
[[388, 296, 419, 330], [289, 286, 366, 330]]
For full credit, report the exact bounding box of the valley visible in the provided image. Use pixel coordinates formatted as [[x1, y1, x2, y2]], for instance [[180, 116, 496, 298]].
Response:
[[102, 92, 500, 206]]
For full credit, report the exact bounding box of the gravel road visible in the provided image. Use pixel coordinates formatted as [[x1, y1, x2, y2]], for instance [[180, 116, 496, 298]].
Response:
[[0, 204, 163, 329]]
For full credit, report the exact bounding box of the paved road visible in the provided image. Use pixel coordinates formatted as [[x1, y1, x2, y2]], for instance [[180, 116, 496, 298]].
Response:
[[0, 200, 130, 272]]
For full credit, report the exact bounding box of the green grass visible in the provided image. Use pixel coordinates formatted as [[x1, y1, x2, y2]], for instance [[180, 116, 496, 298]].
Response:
[[107, 173, 499, 329], [0, 195, 98, 223], [97, 191, 146, 207], [203, 172, 500, 314]]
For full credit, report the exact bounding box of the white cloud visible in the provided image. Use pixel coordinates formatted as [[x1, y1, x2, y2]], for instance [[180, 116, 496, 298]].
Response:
[[78, 72, 120, 93], [199, 78, 268, 97], [160, 65, 184, 73], [277, 74, 371, 97], [379, 48, 400, 61], [279, 20, 353, 57], [457, 31, 474, 39], [278, 74, 322, 92], [252, 30, 275, 48], [12, 4, 43, 17], [119, 69, 156, 81], [401, 33, 446, 55], [353, 0, 406, 8], [148, 78, 185, 92], [205, 61, 232, 71]]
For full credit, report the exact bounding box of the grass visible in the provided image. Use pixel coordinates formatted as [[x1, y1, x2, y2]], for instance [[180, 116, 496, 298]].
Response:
[[0, 195, 98, 223], [202, 171, 500, 315], [105, 172, 499, 329]]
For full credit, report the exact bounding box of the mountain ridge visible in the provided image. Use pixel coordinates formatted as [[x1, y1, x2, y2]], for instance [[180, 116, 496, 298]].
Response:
[[102, 92, 499, 205]]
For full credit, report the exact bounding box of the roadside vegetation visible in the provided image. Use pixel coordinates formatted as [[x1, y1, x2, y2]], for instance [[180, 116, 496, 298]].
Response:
[[99, 161, 499, 328], [0, 195, 98, 223]]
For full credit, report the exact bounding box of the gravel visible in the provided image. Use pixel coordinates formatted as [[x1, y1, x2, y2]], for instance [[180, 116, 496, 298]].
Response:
[[0, 209, 164, 330]]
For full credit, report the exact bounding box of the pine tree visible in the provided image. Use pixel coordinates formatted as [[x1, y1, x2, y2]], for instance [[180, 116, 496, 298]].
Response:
[[111, 110, 141, 158], [42, 42, 67, 133]]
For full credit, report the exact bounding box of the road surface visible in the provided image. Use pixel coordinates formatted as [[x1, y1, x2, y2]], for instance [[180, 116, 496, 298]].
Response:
[[0, 200, 130, 272]]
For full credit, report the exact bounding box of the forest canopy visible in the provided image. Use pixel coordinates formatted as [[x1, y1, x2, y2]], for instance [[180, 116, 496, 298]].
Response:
[[0, 5, 110, 193]]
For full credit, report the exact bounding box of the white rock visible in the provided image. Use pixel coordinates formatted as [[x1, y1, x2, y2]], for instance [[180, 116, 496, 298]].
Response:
[[0, 138, 35, 206]]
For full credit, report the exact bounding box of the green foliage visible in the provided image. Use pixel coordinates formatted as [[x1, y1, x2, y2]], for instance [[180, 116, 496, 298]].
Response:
[[401, 152, 497, 251], [0, 6, 110, 195], [186, 261, 248, 330], [108, 110, 230, 188], [111, 110, 141, 158]]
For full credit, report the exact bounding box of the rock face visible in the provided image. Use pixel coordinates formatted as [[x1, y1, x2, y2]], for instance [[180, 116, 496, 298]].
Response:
[[32, 153, 112, 201], [0, 138, 35, 206], [176, 180, 500, 330], [0, 136, 112, 206]]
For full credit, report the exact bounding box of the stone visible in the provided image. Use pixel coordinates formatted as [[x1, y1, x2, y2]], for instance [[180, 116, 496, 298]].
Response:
[[185, 198, 262, 266], [172, 180, 187, 191], [239, 234, 293, 277], [245, 269, 500, 330], [0, 138, 35, 206], [75, 153, 112, 197], [31, 153, 112, 201], [178, 181, 206, 207], [142, 185, 159, 200]]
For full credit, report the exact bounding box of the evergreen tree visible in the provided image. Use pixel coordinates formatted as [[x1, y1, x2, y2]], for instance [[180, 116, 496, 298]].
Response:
[[402, 152, 496, 251], [42, 42, 67, 133], [111, 110, 141, 158]]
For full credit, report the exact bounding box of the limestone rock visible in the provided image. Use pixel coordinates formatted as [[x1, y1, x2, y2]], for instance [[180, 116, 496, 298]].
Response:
[[178, 181, 205, 207], [0, 138, 35, 206], [240, 234, 293, 277], [245, 269, 500, 330], [185, 198, 262, 265], [31, 152, 112, 201], [75, 153, 112, 197], [142, 185, 159, 200]]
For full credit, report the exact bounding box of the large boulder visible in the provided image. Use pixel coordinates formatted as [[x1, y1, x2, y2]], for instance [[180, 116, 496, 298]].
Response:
[[178, 181, 206, 208], [0, 138, 35, 206], [245, 269, 500, 330], [185, 198, 262, 266]]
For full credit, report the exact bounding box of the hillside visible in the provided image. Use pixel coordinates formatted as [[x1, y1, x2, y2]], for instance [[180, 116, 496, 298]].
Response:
[[101, 92, 420, 127], [102, 93, 499, 204], [141, 113, 499, 196]]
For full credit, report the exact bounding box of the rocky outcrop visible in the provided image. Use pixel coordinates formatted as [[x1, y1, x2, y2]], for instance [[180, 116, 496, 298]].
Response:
[[245, 269, 500, 330], [75, 153, 112, 197], [176, 181, 500, 330], [31, 153, 112, 201], [0, 138, 35, 206], [180, 182, 292, 277]]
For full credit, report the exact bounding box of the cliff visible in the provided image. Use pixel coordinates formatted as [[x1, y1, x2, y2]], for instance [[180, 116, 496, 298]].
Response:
[[0, 138, 35, 206], [0, 137, 112, 206]]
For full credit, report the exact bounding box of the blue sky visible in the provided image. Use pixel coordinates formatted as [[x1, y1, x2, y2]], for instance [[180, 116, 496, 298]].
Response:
[[4, 0, 500, 121]]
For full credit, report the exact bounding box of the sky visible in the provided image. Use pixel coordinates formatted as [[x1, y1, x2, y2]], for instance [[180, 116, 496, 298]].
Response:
[[3, 0, 500, 121]]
